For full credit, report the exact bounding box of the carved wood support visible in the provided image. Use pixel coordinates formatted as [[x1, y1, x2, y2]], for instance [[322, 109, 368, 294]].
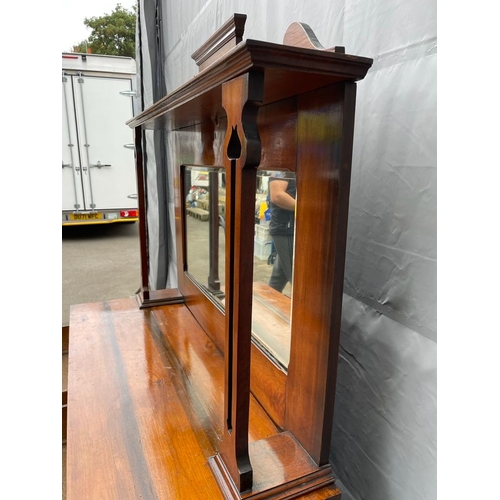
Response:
[[216, 70, 264, 493]]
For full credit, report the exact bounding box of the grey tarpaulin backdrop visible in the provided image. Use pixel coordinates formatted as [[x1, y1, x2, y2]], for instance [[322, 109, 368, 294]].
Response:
[[135, 1, 437, 499]]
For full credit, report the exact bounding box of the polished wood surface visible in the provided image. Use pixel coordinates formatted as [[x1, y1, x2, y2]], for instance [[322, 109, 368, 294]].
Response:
[[62, 325, 69, 353], [219, 71, 264, 492], [170, 98, 297, 177], [192, 13, 247, 72], [258, 98, 297, 173], [285, 82, 357, 465], [151, 304, 278, 444], [252, 282, 292, 367], [115, 14, 373, 499], [126, 39, 371, 131], [249, 342, 286, 429], [210, 432, 341, 499], [67, 298, 262, 499], [66, 297, 342, 499], [282, 21, 345, 53], [250, 282, 292, 430], [63, 326, 69, 445]]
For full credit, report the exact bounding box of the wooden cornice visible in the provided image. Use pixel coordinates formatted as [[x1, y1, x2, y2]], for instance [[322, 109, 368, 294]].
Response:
[[191, 13, 247, 72], [127, 40, 372, 131]]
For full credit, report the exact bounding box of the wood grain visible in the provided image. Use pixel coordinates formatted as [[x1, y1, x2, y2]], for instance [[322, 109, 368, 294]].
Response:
[[282, 21, 345, 53], [209, 431, 341, 499], [192, 14, 247, 72], [66, 297, 343, 499], [219, 71, 264, 492], [66, 298, 259, 499], [115, 16, 374, 499], [151, 304, 278, 444], [127, 39, 372, 131], [285, 82, 357, 465]]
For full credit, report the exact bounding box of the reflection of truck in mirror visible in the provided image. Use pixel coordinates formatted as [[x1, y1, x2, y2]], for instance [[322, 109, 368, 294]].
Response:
[[62, 53, 139, 225]]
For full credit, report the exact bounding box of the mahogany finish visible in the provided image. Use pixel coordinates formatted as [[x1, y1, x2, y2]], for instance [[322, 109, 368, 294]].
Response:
[[210, 432, 341, 499], [151, 305, 278, 444], [134, 126, 151, 303], [66, 14, 373, 500], [218, 71, 264, 492], [286, 83, 358, 465], [282, 21, 345, 53], [192, 13, 247, 72], [62, 326, 69, 444], [66, 298, 341, 499], [62, 390, 68, 443], [126, 40, 371, 131], [62, 325, 69, 353]]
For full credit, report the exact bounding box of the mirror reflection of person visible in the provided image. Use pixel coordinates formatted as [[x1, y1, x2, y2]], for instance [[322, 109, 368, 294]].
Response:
[[268, 171, 296, 293]]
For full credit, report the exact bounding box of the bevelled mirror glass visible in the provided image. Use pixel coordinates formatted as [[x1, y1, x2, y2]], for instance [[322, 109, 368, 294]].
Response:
[[251, 169, 296, 369], [184, 165, 296, 369], [184, 165, 226, 307]]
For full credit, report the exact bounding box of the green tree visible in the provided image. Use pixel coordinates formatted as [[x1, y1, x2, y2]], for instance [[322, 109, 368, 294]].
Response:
[[72, 3, 136, 58]]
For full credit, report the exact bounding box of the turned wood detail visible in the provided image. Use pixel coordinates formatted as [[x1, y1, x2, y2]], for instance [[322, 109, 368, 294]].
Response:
[[217, 70, 264, 493], [283, 21, 345, 53]]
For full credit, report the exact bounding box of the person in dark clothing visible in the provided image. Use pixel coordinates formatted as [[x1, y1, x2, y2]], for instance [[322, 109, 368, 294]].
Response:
[[268, 171, 296, 293]]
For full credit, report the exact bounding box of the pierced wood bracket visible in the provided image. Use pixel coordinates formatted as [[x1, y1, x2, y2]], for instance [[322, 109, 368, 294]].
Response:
[[216, 70, 264, 494], [192, 13, 247, 72], [283, 21, 345, 53]]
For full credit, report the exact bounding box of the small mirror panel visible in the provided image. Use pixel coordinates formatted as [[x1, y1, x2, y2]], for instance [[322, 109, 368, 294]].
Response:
[[251, 170, 296, 368], [184, 165, 226, 306]]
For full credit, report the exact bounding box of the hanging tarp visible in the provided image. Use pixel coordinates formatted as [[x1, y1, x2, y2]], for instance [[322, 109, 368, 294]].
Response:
[[135, 1, 436, 499]]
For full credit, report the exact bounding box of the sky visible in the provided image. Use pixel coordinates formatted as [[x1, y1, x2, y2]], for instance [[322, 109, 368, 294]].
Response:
[[61, 0, 137, 51]]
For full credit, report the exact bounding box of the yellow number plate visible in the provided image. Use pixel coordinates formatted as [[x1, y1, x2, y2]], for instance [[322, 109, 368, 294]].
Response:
[[70, 212, 103, 221]]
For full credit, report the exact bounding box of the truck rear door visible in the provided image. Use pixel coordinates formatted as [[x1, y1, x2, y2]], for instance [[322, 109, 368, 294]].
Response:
[[72, 74, 136, 212], [62, 74, 84, 212]]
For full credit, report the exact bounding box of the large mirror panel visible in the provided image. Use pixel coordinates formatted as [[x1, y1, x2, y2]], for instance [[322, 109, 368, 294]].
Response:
[[183, 165, 296, 369]]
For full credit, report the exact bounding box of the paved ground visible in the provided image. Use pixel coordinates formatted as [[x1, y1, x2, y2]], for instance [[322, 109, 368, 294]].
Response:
[[62, 222, 142, 326]]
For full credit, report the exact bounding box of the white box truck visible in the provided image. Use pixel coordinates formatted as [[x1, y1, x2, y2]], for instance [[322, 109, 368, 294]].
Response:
[[62, 52, 139, 225]]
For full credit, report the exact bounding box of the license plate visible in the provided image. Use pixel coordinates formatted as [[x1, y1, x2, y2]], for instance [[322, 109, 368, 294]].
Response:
[[70, 212, 102, 221]]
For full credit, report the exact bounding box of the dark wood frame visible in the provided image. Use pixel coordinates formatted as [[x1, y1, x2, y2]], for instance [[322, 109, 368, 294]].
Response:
[[128, 14, 372, 498]]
